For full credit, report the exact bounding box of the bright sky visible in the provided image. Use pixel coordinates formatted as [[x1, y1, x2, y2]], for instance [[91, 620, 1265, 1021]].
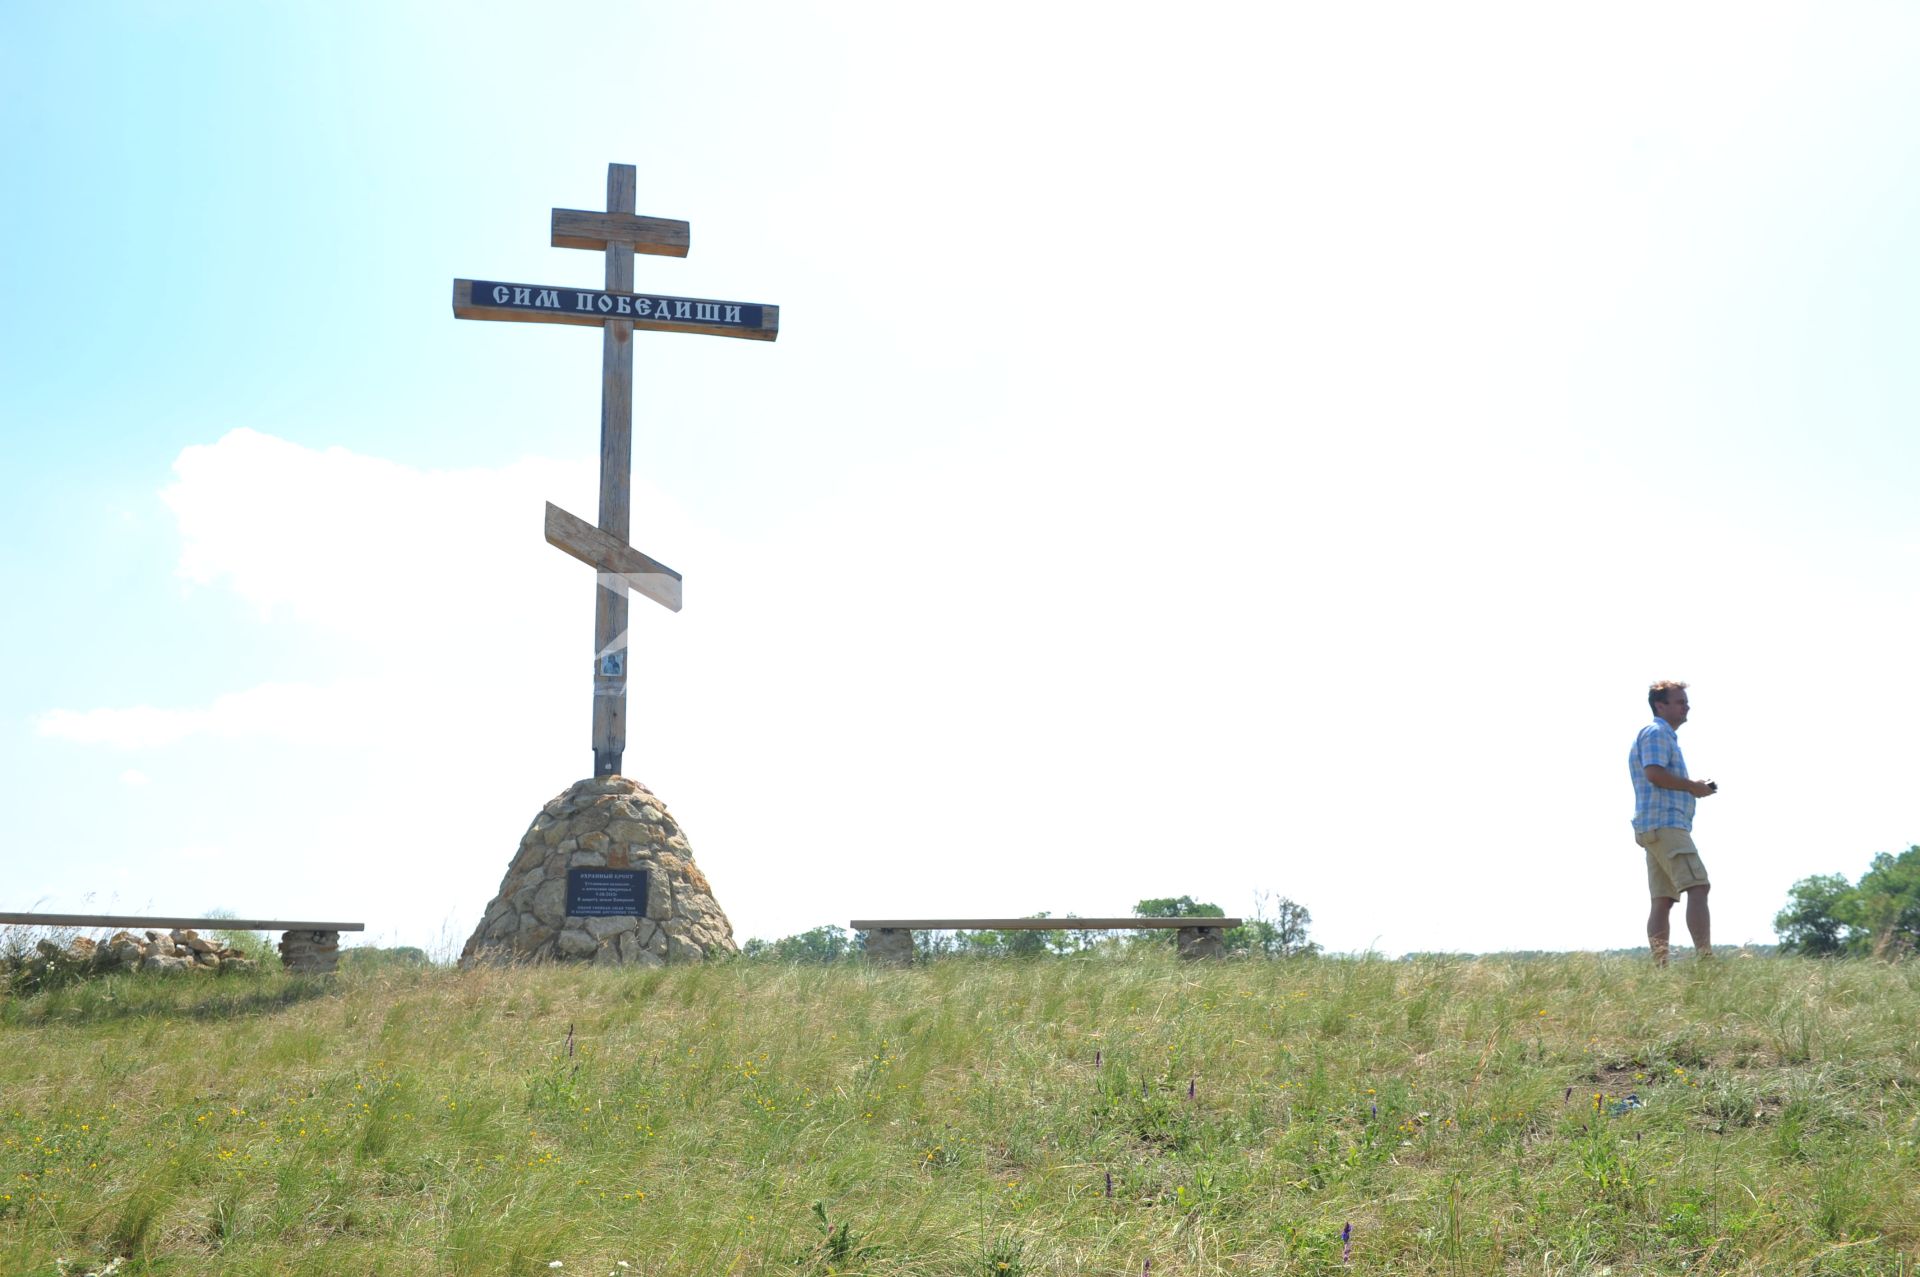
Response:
[[5, 3, 1919, 958]]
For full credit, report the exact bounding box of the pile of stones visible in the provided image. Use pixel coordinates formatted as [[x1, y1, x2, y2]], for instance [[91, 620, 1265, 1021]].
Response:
[[461, 775, 737, 967], [31, 929, 260, 975]]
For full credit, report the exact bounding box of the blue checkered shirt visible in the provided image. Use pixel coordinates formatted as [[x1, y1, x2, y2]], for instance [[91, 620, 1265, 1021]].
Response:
[[1630, 718, 1694, 833]]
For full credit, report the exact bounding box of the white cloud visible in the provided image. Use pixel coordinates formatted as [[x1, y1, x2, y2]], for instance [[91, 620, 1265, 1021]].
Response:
[[117, 768, 151, 786], [161, 428, 603, 639], [44, 681, 385, 749], [39, 429, 670, 757]]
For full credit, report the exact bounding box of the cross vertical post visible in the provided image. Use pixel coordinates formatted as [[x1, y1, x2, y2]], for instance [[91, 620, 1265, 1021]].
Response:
[[594, 164, 637, 777]]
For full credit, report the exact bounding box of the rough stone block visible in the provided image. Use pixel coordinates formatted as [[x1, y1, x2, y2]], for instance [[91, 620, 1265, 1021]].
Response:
[[1176, 926, 1226, 961], [866, 928, 914, 967], [586, 914, 637, 941], [569, 809, 613, 834], [278, 930, 341, 974], [531, 878, 567, 928]]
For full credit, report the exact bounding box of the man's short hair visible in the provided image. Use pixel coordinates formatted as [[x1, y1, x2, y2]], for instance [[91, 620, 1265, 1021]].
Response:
[[1649, 680, 1688, 715]]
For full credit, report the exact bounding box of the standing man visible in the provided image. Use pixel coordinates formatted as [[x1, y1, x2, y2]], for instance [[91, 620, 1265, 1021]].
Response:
[[1630, 680, 1717, 965]]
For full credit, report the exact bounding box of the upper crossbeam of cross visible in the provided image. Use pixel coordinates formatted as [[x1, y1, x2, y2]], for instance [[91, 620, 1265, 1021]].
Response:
[[453, 163, 777, 777]]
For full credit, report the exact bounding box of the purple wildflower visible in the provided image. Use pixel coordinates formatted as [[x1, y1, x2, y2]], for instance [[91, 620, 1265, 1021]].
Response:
[[1188, 1078, 1196, 1101], [1105, 1170, 1113, 1198], [1342, 1222, 1352, 1264]]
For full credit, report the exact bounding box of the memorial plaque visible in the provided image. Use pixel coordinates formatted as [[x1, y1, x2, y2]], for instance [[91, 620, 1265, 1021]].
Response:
[[566, 868, 648, 918]]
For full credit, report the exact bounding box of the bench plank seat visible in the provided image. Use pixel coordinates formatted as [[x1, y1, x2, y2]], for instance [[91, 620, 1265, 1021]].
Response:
[[853, 916, 1242, 964], [0, 912, 364, 932], [851, 917, 1239, 931]]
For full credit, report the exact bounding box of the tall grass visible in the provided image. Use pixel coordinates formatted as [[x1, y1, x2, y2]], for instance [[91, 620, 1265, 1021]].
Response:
[[4, 952, 1918, 1275]]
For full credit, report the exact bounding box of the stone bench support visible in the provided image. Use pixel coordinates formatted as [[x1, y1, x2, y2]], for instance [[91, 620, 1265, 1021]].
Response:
[[866, 927, 915, 966], [277, 930, 343, 974], [851, 917, 1242, 967]]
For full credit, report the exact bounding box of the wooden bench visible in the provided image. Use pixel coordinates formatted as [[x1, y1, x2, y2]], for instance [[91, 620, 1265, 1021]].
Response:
[[850, 917, 1242, 965], [0, 912, 365, 975]]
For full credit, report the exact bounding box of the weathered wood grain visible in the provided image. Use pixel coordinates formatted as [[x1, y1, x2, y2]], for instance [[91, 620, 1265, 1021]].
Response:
[[592, 164, 640, 778], [545, 504, 682, 611], [0, 912, 365, 932], [601, 163, 636, 544], [849, 918, 1242, 931], [551, 208, 690, 256]]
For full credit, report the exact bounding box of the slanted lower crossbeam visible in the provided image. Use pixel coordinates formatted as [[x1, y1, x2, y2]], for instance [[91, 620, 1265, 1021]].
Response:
[[545, 502, 682, 613]]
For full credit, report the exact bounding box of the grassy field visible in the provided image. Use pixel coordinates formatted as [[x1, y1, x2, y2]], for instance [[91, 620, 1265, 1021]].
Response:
[[4, 949, 1919, 1276]]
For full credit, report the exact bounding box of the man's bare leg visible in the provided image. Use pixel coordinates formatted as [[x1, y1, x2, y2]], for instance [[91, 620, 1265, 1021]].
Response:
[[1647, 896, 1676, 967], [1685, 885, 1711, 957]]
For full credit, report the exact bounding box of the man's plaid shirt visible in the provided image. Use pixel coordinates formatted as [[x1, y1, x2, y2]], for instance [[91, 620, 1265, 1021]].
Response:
[[1630, 718, 1694, 833]]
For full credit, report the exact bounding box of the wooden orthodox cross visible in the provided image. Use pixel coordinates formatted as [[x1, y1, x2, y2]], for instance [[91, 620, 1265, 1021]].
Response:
[[454, 163, 778, 777]]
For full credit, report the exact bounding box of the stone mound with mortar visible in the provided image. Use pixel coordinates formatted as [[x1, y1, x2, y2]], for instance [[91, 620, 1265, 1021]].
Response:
[[460, 776, 736, 967]]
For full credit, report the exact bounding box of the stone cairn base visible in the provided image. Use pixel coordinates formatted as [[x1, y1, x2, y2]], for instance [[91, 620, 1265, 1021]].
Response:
[[22, 929, 261, 976], [461, 776, 737, 967]]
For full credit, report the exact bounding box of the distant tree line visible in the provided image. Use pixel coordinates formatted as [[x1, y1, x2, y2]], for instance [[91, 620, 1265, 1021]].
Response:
[[739, 893, 1318, 963], [1775, 845, 1920, 958]]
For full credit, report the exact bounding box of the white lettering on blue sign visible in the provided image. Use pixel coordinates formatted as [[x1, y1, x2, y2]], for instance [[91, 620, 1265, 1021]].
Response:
[[469, 282, 758, 327]]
